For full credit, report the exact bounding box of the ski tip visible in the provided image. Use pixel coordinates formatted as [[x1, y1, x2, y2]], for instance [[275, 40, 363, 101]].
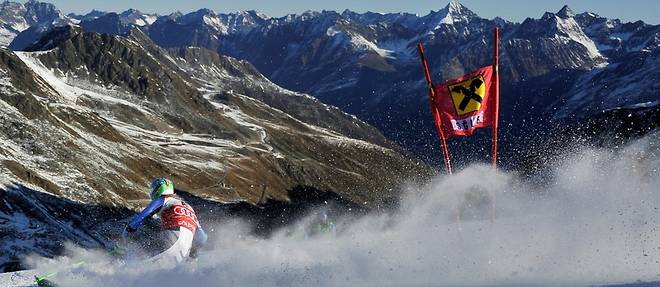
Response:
[[34, 274, 56, 286]]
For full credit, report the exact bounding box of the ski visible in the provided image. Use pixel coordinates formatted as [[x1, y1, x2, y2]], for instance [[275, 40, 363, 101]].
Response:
[[34, 261, 85, 286]]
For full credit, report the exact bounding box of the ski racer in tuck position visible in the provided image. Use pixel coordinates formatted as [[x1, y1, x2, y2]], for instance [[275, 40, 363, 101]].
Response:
[[122, 178, 208, 266]]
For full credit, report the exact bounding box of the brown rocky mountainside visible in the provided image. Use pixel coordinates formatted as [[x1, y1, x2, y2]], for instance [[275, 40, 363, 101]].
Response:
[[0, 25, 431, 269], [1, 25, 431, 206]]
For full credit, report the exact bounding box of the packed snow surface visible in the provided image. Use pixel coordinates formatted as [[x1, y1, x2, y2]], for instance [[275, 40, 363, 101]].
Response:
[[8, 133, 659, 287]]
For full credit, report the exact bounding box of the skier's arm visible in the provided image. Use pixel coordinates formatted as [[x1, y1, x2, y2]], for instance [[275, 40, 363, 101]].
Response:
[[194, 217, 208, 246], [194, 226, 208, 246], [126, 197, 165, 232]]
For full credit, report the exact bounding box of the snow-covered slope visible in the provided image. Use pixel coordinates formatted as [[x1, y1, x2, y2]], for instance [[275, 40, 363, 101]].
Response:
[[0, 270, 39, 287]]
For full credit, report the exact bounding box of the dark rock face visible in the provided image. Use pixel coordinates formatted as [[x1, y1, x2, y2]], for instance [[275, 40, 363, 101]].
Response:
[[21, 25, 81, 52]]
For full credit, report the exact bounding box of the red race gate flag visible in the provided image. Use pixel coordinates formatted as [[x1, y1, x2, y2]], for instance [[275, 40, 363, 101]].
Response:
[[431, 65, 495, 138], [417, 27, 500, 175]]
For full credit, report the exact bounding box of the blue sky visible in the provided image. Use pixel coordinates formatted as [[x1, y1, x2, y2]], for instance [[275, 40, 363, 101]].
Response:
[[45, 0, 659, 24]]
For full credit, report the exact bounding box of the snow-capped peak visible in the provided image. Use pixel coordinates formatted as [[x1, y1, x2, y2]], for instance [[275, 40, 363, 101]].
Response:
[[220, 10, 269, 34], [425, 1, 478, 29], [118, 8, 158, 26], [443, 0, 476, 22], [557, 5, 575, 19], [447, 0, 462, 14]]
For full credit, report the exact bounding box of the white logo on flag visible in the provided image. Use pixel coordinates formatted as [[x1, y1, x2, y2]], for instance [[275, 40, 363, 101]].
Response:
[[450, 112, 484, 131]]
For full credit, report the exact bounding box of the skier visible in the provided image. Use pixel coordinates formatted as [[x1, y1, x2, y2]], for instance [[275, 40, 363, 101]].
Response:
[[122, 178, 207, 267], [308, 210, 336, 238]]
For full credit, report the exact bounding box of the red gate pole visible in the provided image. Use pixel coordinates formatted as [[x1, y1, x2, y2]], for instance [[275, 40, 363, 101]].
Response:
[[491, 27, 500, 168], [417, 43, 452, 175], [489, 27, 501, 224]]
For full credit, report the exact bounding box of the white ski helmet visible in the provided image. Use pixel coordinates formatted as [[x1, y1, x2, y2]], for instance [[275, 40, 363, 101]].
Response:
[[150, 178, 174, 200]]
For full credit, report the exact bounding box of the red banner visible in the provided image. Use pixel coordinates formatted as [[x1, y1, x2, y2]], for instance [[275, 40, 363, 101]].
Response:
[[431, 66, 496, 138]]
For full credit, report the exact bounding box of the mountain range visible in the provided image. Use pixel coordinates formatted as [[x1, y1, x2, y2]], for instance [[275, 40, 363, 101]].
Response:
[[4, 0, 655, 164]]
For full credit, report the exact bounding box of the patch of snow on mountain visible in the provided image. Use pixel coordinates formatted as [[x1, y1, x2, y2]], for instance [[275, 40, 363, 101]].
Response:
[[132, 18, 147, 26], [325, 26, 395, 58], [203, 15, 228, 34], [630, 100, 660, 109], [349, 33, 391, 57], [379, 38, 415, 61], [203, 93, 269, 146], [554, 15, 603, 60], [304, 122, 389, 152], [15, 51, 152, 115], [143, 15, 157, 25], [612, 32, 633, 41], [106, 117, 236, 167], [325, 26, 341, 37], [127, 14, 156, 27], [10, 20, 29, 33], [0, 26, 16, 46], [315, 78, 358, 93], [15, 51, 77, 102]]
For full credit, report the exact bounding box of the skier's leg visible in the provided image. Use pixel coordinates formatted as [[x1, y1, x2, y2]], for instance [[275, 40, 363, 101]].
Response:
[[146, 227, 194, 268]]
